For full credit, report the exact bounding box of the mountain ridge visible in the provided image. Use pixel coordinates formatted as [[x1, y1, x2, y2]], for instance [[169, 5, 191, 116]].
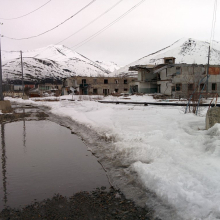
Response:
[[2, 45, 120, 82], [115, 38, 220, 75]]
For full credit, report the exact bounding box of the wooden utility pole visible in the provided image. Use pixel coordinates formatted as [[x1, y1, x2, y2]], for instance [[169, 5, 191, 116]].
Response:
[[206, 45, 210, 98], [20, 51, 24, 96], [0, 24, 4, 101]]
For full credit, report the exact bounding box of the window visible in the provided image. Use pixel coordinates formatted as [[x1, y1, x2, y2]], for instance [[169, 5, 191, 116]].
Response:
[[200, 83, 206, 91], [93, 88, 97, 94], [176, 67, 181, 75], [82, 79, 86, 84], [104, 79, 108, 84], [172, 86, 175, 92], [115, 89, 118, 93], [93, 79, 97, 84], [124, 88, 128, 91], [212, 83, 217, 91], [188, 84, 194, 91], [124, 79, 127, 84], [115, 79, 118, 84], [176, 84, 182, 91], [164, 57, 175, 64]]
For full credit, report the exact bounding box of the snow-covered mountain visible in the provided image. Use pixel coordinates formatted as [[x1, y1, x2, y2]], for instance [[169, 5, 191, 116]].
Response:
[[115, 38, 220, 75], [95, 61, 121, 73], [2, 45, 116, 82]]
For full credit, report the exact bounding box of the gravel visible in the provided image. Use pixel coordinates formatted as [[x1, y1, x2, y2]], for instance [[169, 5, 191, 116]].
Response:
[[0, 187, 155, 220]]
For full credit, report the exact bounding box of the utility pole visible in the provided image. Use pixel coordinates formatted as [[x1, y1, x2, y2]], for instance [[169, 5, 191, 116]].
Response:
[[206, 45, 210, 98], [0, 23, 4, 101], [20, 50, 24, 96]]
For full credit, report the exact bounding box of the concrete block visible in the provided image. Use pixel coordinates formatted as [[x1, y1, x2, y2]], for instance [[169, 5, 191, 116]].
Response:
[[22, 95, 29, 100], [206, 107, 220, 129], [0, 100, 13, 113]]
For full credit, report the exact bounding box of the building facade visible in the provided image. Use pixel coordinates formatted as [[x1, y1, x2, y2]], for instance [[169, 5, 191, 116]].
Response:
[[63, 76, 136, 95], [129, 57, 220, 98]]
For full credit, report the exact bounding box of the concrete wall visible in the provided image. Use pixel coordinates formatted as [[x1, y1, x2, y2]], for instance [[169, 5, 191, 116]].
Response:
[[64, 76, 137, 95], [206, 107, 220, 129]]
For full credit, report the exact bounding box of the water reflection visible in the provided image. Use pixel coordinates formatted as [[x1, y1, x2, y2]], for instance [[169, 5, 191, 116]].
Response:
[[1, 123, 7, 207], [23, 109, 26, 152], [0, 120, 109, 210]]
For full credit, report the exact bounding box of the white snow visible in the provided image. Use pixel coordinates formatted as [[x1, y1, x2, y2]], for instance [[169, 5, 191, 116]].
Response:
[[5, 95, 220, 219], [115, 38, 220, 76], [2, 45, 117, 81]]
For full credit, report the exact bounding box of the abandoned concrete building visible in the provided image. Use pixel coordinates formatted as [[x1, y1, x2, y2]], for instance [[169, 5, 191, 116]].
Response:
[[62, 76, 136, 95], [129, 57, 220, 98]]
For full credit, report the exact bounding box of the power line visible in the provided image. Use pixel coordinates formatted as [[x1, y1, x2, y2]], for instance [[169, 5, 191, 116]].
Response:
[[2, 0, 96, 40], [41, 0, 146, 61], [56, 0, 124, 45], [33, 0, 124, 58], [71, 0, 146, 50], [0, 0, 52, 21]]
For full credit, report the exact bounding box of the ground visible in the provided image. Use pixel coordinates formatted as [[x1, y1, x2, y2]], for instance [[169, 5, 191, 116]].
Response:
[[1, 95, 220, 220], [0, 188, 154, 220]]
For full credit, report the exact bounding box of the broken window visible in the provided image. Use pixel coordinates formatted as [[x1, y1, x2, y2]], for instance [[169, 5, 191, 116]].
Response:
[[176, 67, 181, 75], [93, 88, 97, 94], [104, 79, 108, 84], [172, 86, 175, 92], [124, 79, 127, 84], [176, 84, 182, 91], [115, 89, 118, 93], [124, 88, 128, 91], [212, 83, 217, 91], [82, 79, 86, 84], [115, 79, 118, 84]]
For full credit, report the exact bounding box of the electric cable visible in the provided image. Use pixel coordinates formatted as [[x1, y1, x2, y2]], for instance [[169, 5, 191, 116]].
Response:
[[0, 0, 52, 20], [2, 0, 96, 40], [44, 0, 146, 61], [33, 0, 124, 58], [71, 0, 146, 51]]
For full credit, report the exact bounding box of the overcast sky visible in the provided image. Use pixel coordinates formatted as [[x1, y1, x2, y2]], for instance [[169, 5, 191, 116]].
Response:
[[0, 0, 219, 66]]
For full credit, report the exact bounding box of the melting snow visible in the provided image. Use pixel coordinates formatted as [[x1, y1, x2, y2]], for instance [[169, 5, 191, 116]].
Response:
[[5, 95, 220, 219]]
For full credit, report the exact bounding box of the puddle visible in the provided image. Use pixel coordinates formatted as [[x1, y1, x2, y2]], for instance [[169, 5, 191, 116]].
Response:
[[0, 120, 110, 210]]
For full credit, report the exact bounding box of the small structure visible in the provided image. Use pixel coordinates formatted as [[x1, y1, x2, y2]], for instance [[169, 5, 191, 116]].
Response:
[[206, 107, 220, 129]]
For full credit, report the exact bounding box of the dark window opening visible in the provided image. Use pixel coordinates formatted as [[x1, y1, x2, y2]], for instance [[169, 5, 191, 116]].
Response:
[[82, 79, 86, 84], [200, 83, 206, 91], [176, 67, 181, 75], [115, 89, 118, 93], [172, 86, 175, 92], [93, 88, 97, 94], [212, 83, 217, 91], [104, 79, 108, 84], [188, 84, 194, 91], [124, 88, 128, 91], [124, 79, 127, 84], [176, 84, 182, 91], [115, 79, 118, 84], [164, 58, 175, 64]]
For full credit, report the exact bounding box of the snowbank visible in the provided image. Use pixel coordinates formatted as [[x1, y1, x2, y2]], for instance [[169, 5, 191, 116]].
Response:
[[6, 95, 220, 220]]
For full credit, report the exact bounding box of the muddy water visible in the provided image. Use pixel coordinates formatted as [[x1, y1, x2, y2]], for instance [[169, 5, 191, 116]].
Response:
[[0, 120, 110, 210]]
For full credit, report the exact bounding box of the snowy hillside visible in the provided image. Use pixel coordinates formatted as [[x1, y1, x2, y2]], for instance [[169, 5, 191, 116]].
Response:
[[2, 45, 113, 82], [95, 61, 121, 73], [115, 38, 220, 75]]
